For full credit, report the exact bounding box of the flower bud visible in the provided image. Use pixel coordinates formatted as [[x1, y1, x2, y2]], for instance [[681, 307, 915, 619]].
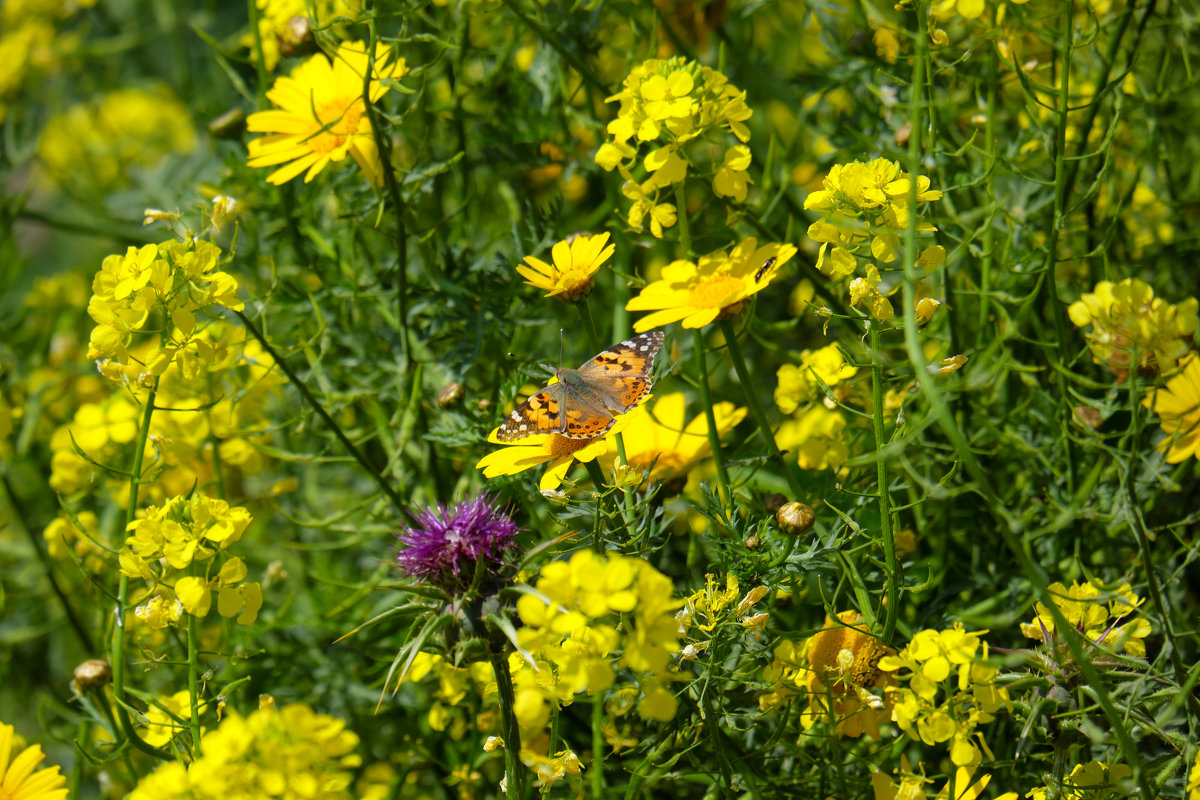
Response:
[[744, 534, 761, 550], [763, 493, 787, 513], [207, 108, 246, 140], [278, 15, 316, 58], [73, 659, 113, 692], [777, 501, 815, 535]]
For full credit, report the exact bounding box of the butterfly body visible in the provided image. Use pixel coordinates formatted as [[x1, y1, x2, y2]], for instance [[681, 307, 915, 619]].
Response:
[[496, 331, 664, 442]]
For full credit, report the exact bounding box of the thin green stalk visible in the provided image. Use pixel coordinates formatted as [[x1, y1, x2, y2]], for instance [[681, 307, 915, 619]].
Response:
[[591, 694, 605, 799], [867, 323, 899, 643], [186, 612, 202, 759], [717, 318, 803, 499], [577, 301, 602, 354], [363, 6, 412, 370], [490, 653, 527, 799], [235, 309, 416, 524], [111, 383, 172, 760], [584, 459, 634, 545], [691, 328, 733, 507], [900, 7, 1149, 792]]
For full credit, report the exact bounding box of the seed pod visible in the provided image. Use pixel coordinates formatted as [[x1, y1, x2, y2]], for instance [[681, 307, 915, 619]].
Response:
[[777, 501, 815, 535]]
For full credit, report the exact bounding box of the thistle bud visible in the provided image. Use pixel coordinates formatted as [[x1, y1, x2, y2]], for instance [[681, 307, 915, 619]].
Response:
[[437, 382, 464, 408], [777, 501, 815, 536], [278, 15, 316, 58], [73, 659, 113, 692]]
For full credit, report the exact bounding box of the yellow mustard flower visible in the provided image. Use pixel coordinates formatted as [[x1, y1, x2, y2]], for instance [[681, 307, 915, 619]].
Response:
[[1069, 278, 1198, 377], [775, 405, 848, 471], [627, 238, 797, 331], [596, 391, 746, 484], [774, 344, 858, 414], [246, 41, 407, 185], [244, 0, 360, 72], [515, 232, 615, 303], [0, 721, 68, 800], [1143, 352, 1200, 463]]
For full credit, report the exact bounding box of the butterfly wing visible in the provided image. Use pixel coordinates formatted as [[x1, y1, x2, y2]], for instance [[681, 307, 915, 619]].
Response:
[[495, 382, 568, 441]]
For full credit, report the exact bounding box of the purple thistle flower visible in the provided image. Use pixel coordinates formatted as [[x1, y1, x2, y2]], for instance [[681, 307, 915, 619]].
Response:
[[395, 493, 518, 591]]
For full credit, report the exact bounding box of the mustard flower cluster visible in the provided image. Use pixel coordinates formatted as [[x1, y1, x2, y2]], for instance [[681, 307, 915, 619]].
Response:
[[50, 324, 281, 504], [37, 86, 196, 191], [1020, 579, 1149, 656], [244, 0, 359, 72], [1068, 278, 1198, 378], [87, 240, 244, 377], [761, 612, 896, 740], [804, 158, 945, 322], [129, 700, 362, 800], [512, 551, 682, 736], [595, 56, 753, 237], [878, 625, 1010, 768], [120, 493, 262, 624]]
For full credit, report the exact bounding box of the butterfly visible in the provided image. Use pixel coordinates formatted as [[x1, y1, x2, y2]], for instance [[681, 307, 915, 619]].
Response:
[[496, 331, 665, 441]]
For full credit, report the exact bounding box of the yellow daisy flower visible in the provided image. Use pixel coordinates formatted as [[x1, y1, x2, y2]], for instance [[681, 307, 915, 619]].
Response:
[[0, 721, 68, 800], [626, 237, 797, 332], [246, 40, 407, 185], [596, 391, 746, 484], [515, 232, 615, 303], [477, 413, 635, 492], [1143, 353, 1200, 463]]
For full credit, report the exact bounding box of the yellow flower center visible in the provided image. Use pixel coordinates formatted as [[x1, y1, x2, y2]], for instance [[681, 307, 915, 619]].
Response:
[[309, 99, 365, 153], [688, 274, 743, 310], [629, 450, 687, 477]]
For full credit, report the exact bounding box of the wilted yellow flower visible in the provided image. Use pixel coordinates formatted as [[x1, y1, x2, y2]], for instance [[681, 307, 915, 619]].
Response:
[[516, 232, 614, 303], [1069, 278, 1198, 378], [246, 41, 408, 185], [627, 238, 797, 331]]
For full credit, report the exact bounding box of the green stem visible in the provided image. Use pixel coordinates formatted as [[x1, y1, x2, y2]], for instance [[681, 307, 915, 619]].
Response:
[[691, 328, 733, 507], [591, 694, 605, 799], [577, 301, 602, 354], [186, 612, 202, 759], [868, 323, 899, 644], [674, 183, 691, 255], [111, 383, 172, 760], [976, 49, 998, 349], [717, 318, 803, 498], [235, 309, 416, 524], [490, 653, 527, 800]]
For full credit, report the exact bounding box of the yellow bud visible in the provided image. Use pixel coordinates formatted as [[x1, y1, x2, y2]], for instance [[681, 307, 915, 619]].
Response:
[[777, 501, 816, 535]]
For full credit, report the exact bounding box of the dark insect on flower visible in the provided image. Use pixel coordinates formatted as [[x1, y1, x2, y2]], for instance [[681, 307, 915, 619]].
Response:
[[755, 256, 777, 282], [395, 493, 518, 591]]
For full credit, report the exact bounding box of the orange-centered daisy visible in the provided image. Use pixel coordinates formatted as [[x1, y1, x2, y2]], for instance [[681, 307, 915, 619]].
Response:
[[246, 41, 407, 185]]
